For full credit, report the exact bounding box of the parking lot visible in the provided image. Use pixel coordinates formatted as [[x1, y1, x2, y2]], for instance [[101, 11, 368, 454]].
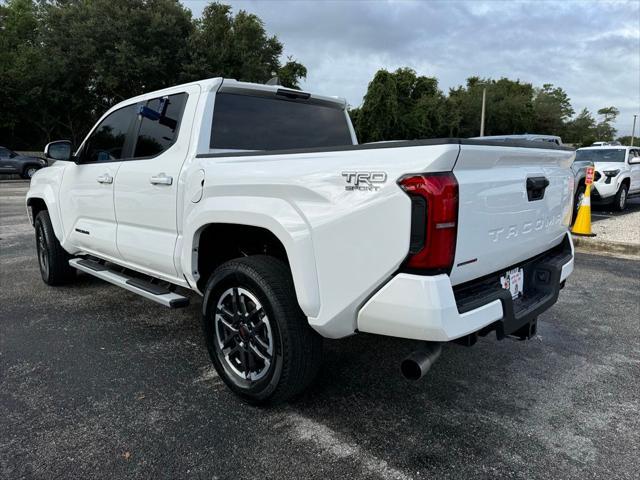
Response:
[[590, 198, 640, 245], [1, 179, 639, 479]]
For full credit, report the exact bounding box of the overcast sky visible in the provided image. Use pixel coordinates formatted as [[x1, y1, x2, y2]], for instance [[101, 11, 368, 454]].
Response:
[[184, 0, 640, 136]]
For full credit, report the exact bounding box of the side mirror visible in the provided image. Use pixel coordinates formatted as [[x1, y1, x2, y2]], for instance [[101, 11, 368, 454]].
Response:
[[44, 140, 73, 162], [629, 157, 640, 165]]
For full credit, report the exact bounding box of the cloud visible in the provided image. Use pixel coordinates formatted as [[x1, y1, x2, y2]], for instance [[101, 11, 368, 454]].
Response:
[[184, 0, 640, 135]]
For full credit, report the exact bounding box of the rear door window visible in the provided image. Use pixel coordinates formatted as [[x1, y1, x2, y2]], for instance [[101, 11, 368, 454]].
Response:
[[210, 93, 353, 151], [133, 93, 188, 158]]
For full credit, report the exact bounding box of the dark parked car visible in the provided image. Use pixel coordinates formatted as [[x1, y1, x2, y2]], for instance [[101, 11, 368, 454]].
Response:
[[0, 147, 48, 179]]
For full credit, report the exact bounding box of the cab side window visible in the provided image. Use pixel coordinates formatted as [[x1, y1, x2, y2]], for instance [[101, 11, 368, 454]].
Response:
[[79, 104, 138, 163], [0, 147, 11, 158], [133, 93, 188, 158]]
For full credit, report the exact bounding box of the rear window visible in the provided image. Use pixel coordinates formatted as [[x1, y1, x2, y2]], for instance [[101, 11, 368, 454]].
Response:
[[210, 93, 353, 151], [134, 92, 188, 158], [575, 149, 626, 163]]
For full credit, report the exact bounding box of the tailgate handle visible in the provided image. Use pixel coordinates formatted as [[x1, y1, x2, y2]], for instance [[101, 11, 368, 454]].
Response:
[[526, 176, 549, 201]]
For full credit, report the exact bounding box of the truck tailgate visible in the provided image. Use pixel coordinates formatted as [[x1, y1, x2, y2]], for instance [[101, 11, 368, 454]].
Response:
[[450, 144, 575, 285]]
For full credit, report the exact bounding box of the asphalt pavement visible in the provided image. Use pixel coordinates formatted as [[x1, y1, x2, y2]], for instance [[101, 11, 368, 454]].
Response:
[[1, 179, 639, 480]]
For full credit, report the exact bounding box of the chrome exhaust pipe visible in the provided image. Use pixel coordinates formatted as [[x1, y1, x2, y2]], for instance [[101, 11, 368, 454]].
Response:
[[400, 342, 442, 380]]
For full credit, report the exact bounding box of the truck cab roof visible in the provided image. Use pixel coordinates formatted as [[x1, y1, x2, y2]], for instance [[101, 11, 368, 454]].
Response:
[[112, 77, 347, 111]]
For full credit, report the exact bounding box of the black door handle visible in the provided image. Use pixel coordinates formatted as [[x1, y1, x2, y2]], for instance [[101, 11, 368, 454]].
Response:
[[526, 176, 549, 201]]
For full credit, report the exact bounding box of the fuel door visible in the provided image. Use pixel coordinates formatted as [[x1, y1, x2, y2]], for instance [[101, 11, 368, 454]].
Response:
[[189, 169, 205, 203]]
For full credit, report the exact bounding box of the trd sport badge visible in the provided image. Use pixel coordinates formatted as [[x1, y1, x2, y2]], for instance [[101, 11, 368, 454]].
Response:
[[342, 171, 387, 191]]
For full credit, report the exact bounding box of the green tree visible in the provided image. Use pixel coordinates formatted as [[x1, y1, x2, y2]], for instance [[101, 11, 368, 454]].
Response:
[[0, 1, 307, 149], [445, 77, 534, 138], [616, 136, 638, 147], [531, 84, 574, 135], [564, 108, 597, 147], [0, 0, 42, 145], [595, 106, 619, 141], [43, 0, 194, 144], [356, 70, 400, 142], [354, 68, 446, 142], [277, 57, 307, 89], [184, 2, 306, 87]]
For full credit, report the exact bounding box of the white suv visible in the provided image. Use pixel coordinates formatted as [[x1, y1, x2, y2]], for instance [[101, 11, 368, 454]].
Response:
[[575, 146, 640, 210]]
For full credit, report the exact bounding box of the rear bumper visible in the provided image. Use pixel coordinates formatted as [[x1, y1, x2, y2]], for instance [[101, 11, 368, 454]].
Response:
[[357, 235, 574, 342]]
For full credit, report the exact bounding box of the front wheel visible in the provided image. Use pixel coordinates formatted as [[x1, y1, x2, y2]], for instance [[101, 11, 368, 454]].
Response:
[[35, 210, 75, 285], [202, 256, 322, 404], [614, 183, 628, 211]]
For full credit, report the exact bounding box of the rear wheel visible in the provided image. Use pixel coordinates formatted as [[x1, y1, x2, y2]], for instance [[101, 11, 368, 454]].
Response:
[[202, 255, 322, 404], [35, 210, 75, 285], [614, 183, 628, 211]]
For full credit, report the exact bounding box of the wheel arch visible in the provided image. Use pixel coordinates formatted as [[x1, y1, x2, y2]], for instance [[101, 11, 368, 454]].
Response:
[[195, 223, 289, 291], [26, 186, 65, 244], [26, 197, 47, 225], [620, 176, 631, 188], [182, 198, 320, 318]]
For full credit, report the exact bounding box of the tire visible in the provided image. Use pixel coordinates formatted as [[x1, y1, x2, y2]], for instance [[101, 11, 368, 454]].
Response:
[[22, 166, 39, 179], [614, 183, 628, 211], [202, 255, 322, 404], [35, 210, 75, 285]]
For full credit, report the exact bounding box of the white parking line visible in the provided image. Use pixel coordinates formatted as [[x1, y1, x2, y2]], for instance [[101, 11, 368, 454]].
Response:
[[284, 412, 413, 480]]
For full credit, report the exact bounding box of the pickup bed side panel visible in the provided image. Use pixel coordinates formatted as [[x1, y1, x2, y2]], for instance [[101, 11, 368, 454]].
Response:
[[186, 145, 460, 338]]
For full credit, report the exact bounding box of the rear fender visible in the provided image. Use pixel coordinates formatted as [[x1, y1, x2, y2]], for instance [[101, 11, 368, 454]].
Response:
[[181, 196, 320, 317]]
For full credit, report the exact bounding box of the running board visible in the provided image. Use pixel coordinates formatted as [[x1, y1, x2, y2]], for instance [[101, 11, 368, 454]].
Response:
[[69, 258, 189, 308]]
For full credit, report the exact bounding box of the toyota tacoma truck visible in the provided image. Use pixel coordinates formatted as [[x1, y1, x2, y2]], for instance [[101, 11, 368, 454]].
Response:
[[27, 78, 575, 403], [575, 146, 640, 211]]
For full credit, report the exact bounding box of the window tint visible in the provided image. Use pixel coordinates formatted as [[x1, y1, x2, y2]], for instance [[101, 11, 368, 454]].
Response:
[[81, 104, 137, 163], [210, 93, 353, 151], [0, 148, 10, 158], [134, 93, 188, 158]]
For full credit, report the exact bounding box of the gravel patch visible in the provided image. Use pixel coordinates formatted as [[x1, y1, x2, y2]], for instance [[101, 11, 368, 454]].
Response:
[[589, 198, 640, 244]]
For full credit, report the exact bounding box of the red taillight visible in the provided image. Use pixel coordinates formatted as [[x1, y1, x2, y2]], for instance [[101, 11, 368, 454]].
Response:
[[399, 173, 459, 272]]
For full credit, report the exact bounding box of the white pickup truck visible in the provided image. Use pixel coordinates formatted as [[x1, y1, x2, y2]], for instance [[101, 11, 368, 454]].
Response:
[[27, 78, 575, 403]]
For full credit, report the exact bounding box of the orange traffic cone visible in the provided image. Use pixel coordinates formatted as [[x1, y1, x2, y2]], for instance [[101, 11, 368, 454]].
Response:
[[572, 182, 595, 237]]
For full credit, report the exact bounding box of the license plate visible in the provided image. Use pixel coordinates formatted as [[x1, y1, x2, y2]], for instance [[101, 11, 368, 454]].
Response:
[[500, 267, 524, 300]]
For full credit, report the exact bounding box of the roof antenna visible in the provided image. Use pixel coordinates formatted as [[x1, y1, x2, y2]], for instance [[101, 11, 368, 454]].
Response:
[[266, 76, 280, 86]]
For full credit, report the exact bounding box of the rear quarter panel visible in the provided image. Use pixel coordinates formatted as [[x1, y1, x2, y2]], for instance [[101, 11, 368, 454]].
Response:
[[182, 144, 460, 338]]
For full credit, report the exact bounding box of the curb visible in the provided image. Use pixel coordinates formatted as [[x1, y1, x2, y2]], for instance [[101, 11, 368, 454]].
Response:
[[572, 235, 640, 259]]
